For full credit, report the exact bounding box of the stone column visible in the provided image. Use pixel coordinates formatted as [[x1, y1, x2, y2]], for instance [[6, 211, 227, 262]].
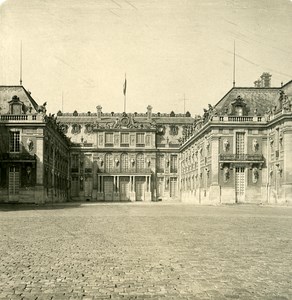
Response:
[[35, 134, 45, 203], [92, 161, 97, 200], [130, 176, 136, 201], [101, 176, 103, 193], [145, 175, 151, 201], [261, 137, 268, 203], [283, 128, 292, 204], [209, 136, 220, 204]]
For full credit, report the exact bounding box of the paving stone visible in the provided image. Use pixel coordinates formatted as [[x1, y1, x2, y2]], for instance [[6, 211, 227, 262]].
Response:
[[0, 203, 291, 299]]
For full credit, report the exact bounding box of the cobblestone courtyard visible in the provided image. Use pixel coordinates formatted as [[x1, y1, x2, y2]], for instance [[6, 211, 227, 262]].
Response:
[[0, 203, 291, 300]]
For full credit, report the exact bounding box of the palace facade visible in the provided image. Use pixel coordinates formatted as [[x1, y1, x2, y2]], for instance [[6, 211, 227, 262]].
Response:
[[0, 86, 70, 203], [180, 74, 292, 205], [0, 73, 292, 204], [56, 106, 194, 202]]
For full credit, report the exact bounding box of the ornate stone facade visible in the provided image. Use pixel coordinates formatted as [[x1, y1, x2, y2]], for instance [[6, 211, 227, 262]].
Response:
[[1, 73, 292, 205], [0, 86, 70, 203], [180, 77, 292, 205], [57, 105, 194, 201]]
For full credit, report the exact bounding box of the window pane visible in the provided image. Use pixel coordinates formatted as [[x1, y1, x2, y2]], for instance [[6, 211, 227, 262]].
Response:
[[121, 133, 129, 144], [136, 133, 144, 145], [105, 133, 113, 144], [9, 131, 20, 152], [136, 154, 144, 170]]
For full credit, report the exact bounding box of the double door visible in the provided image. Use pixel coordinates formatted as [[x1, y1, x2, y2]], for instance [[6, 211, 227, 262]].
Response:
[[120, 177, 130, 201], [9, 166, 20, 201], [235, 167, 245, 203]]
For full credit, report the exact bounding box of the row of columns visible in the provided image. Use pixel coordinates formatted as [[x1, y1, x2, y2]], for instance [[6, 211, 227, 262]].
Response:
[[96, 175, 151, 193]]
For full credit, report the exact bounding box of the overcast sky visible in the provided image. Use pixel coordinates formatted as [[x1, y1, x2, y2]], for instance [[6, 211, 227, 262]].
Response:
[[0, 0, 292, 115]]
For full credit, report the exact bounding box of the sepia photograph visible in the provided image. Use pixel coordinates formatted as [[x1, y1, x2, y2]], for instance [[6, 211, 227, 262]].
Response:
[[0, 0, 292, 299]]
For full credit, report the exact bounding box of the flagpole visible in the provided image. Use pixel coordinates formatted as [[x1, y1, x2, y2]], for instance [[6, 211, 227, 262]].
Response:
[[123, 73, 127, 112], [20, 40, 22, 85]]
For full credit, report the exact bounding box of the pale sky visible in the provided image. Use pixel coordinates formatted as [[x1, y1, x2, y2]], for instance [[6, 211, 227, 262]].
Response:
[[0, 0, 292, 115]]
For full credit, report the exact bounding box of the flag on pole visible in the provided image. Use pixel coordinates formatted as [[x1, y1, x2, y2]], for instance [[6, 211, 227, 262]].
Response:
[[123, 76, 127, 96]]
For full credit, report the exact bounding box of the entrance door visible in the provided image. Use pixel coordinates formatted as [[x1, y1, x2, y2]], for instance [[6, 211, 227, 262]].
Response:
[[135, 176, 145, 201], [120, 177, 130, 201], [235, 167, 245, 203], [9, 166, 20, 201], [84, 178, 92, 199], [170, 177, 177, 198], [104, 176, 113, 201], [157, 178, 164, 198], [71, 177, 79, 197]]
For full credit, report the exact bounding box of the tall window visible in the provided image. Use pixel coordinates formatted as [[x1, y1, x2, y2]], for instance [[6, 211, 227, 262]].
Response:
[[157, 155, 164, 173], [236, 132, 245, 155], [84, 154, 92, 172], [105, 133, 114, 146], [9, 131, 20, 152], [120, 133, 129, 146], [136, 154, 144, 171], [121, 154, 129, 172], [71, 154, 79, 172], [170, 155, 177, 173], [105, 154, 113, 172], [136, 133, 145, 146]]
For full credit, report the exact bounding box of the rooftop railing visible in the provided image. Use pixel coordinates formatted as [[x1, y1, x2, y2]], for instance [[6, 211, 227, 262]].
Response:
[[216, 116, 264, 122], [0, 114, 42, 122]]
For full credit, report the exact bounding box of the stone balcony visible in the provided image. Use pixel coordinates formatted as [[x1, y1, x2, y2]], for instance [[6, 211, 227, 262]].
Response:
[[98, 168, 152, 175], [0, 152, 37, 162], [219, 153, 264, 162]]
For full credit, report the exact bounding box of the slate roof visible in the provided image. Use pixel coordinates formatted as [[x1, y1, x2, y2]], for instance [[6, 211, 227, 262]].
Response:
[[0, 86, 39, 113], [214, 80, 292, 116]]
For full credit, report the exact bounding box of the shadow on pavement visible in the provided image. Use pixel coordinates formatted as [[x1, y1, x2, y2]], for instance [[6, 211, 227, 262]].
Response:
[[0, 202, 82, 212]]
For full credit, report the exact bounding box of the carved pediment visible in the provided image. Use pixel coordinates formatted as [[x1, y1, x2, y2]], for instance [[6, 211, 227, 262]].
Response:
[[98, 113, 156, 130]]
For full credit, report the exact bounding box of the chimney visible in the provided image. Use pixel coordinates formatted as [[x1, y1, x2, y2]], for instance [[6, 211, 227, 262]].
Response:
[[96, 105, 102, 120], [254, 79, 261, 88], [147, 105, 152, 121], [260, 72, 272, 88]]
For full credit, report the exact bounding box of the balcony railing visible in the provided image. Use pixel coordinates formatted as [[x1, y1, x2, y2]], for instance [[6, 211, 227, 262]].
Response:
[[99, 168, 152, 175], [219, 154, 264, 162], [0, 152, 36, 161]]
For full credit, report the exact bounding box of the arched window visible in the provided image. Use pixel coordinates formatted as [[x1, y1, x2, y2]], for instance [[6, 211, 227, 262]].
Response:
[[121, 154, 129, 172], [136, 154, 144, 171], [105, 154, 113, 172]]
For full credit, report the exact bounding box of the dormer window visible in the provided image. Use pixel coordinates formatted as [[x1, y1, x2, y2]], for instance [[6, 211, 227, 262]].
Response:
[[235, 106, 243, 116], [9, 95, 23, 115], [230, 96, 248, 116]]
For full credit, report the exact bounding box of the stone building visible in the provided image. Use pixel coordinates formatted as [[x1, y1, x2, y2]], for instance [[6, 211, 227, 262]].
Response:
[[1, 72, 291, 205], [180, 74, 292, 205], [57, 106, 194, 201], [0, 86, 70, 203]]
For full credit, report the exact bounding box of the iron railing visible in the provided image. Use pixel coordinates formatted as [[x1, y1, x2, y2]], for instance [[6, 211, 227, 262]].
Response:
[[99, 168, 152, 175], [0, 152, 36, 161], [219, 154, 264, 161]]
